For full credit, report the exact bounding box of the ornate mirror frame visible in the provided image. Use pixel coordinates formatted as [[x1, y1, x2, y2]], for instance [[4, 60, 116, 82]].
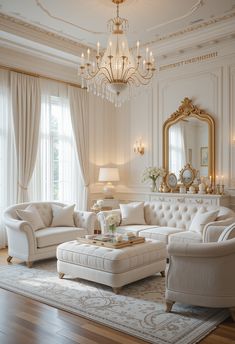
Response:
[[163, 98, 215, 182]]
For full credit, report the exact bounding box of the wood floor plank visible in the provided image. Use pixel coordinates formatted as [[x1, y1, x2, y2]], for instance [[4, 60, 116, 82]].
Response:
[[0, 248, 235, 344]]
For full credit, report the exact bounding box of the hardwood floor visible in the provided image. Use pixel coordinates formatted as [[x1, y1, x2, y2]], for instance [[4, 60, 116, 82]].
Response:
[[0, 249, 234, 344]]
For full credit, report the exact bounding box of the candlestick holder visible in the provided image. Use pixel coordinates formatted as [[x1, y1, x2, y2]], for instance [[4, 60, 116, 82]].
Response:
[[206, 184, 213, 194], [220, 184, 225, 195], [216, 184, 220, 195]]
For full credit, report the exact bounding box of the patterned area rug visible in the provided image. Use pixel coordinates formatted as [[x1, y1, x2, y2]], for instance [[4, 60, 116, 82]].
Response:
[[0, 260, 228, 344]]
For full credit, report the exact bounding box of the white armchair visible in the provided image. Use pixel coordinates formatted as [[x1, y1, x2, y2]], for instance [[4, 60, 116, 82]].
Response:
[[165, 224, 235, 321], [3, 201, 96, 267]]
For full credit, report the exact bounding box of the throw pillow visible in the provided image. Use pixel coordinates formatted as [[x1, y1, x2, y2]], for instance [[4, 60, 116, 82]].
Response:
[[120, 202, 146, 226], [189, 209, 219, 234], [16, 205, 45, 231], [217, 223, 235, 242], [51, 204, 75, 227]]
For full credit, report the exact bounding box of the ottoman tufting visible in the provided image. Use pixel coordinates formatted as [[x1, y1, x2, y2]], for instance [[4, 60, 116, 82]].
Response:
[[57, 239, 167, 293]]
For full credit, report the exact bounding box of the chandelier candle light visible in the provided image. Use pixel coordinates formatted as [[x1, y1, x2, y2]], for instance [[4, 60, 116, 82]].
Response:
[[79, 0, 156, 107]]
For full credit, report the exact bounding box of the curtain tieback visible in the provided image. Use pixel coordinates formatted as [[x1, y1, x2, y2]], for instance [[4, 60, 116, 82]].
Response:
[[18, 182, 28, 191]]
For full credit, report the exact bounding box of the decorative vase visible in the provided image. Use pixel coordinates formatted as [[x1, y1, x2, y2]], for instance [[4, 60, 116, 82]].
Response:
[[151, 179, 157, 192], [109, 225, 116, 241]]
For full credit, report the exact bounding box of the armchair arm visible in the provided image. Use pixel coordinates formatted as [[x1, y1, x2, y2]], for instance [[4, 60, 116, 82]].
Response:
[[168, 239, 235, 258], [74, 211, 96, 234], [3, 215, 37, 258], [97, 209, 121, 233], [203, 217, 235, 242]]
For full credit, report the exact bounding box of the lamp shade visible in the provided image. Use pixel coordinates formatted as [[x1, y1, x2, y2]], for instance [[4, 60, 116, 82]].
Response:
[[98, 168, 120, 182]]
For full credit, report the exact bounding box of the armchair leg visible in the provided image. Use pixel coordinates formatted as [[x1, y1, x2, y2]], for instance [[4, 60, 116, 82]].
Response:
[[230, 308, 235, 322], [58, 273, 65, 279], [26, 261, 33, 268], [165, 300, 175, 312], [7, 256, 13, 263], [160, 270, 165, 277]]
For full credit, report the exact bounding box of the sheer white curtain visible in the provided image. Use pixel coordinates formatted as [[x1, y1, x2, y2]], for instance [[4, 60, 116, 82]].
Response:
[[11, 72, 41, 202], [0, 70, 17, 248], [169, 122, 186, 178], [30, 80, 83, 206], [68, 86, 89, 210]]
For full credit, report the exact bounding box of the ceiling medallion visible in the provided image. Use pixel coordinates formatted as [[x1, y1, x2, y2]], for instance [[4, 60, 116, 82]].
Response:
[[79, 0, 156, 107]]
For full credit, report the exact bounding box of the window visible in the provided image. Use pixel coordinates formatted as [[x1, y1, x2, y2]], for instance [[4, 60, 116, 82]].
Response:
[[30, 91, 82, 205]]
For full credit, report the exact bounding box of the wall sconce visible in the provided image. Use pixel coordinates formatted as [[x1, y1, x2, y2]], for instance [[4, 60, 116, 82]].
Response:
[[133, 138, 145, 155], [232, 137, 235, 145]]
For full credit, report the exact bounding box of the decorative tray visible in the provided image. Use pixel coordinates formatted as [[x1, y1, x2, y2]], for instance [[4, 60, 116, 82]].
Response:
[[77, 235, 145, 249]]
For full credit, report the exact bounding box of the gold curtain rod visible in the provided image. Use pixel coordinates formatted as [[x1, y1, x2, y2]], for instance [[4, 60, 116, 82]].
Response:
[[0, 64, 83, 89]]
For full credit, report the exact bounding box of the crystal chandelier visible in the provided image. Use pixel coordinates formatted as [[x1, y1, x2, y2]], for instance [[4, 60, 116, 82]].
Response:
[[79, 0, 156, 107]]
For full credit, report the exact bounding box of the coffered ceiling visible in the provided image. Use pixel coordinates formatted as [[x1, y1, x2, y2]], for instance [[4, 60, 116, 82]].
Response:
[[0, 0, 235, 65]]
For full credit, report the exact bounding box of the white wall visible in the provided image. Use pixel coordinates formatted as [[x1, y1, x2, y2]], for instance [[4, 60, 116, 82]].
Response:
[[109, 40, 235, 209]]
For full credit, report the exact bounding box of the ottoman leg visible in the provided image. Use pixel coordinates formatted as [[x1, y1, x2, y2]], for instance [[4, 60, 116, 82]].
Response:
[[160, 270, 165, 277], [59, 272, 65, 279], [165, 300, 175, 312], [7, 256, 13, 263], [113, 287, 121, 294]]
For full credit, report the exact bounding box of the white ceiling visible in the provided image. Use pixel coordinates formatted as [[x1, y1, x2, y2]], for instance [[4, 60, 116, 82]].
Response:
[[0, 0, 235, 50]]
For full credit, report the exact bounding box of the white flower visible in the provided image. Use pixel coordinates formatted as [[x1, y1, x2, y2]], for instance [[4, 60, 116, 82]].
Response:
[[106, 213, 120, 226], [96, 199, 104, 207], [141, 166, 166, 183]]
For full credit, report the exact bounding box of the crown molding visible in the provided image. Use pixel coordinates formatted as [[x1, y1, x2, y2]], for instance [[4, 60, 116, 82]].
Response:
[[0, 12, 95, 56], [143, 12, 235, 48]]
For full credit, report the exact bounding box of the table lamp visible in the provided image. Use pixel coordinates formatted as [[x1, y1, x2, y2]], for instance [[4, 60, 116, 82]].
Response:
[[98, 167, 120, 198]]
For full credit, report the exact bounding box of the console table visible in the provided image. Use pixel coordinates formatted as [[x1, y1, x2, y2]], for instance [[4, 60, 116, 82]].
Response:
[[149, 192, 230, 207], [115, 192, 230, 207]]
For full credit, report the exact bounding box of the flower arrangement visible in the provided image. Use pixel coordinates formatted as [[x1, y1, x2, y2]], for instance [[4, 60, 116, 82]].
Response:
[[142, 166, 166, 192], [106, 213, 120, 233]]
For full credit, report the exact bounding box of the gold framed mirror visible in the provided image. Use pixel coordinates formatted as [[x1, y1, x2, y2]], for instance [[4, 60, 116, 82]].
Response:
[[163, 98, 215, 183]]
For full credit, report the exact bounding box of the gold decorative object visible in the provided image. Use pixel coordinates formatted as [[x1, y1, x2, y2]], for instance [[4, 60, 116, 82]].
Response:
[[179, 163, 197, 188], [133, 138, 145, 155], [79, 0, 156, 107], [163, 98, 215, 183], [165, 173, 178, 192]]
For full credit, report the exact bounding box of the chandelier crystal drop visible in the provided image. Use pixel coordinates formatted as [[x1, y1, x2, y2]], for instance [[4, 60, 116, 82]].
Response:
[[79, 0, 156, 107]]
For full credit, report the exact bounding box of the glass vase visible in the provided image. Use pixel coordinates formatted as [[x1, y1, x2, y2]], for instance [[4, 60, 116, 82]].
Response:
[[151, 179, 157, 192]]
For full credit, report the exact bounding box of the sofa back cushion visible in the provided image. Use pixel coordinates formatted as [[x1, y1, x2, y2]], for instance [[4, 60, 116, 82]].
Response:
[[120, 202, 146, 225], [144, 202, 198, 230], [143, 202, 221, 230]]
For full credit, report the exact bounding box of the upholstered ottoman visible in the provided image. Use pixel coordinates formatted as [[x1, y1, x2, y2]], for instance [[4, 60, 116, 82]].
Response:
[[57, 239, 167, 292]]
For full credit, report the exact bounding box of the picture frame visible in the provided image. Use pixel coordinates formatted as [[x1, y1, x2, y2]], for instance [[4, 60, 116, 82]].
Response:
[[165, 172, 178, 192], [200, 147, 208, 166]]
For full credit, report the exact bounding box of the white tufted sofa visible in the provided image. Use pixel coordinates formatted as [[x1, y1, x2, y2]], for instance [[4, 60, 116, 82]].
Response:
[[3, 201, 96, 267], [97, 201, 235, 246]]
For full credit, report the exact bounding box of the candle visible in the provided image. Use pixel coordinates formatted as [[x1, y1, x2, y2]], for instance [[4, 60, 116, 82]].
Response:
[[222, 175, 224, 185], [209, 175, 212, 185], [97, 41, 100, 56], [146, 47, 149, 61], [121, 41, 125, 56], [136, 40, 140, 57], [81, 52, 84, 65], [109, 41, 112, 55], [87, 49, 90, 62], [216, 175, 218, 184]]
